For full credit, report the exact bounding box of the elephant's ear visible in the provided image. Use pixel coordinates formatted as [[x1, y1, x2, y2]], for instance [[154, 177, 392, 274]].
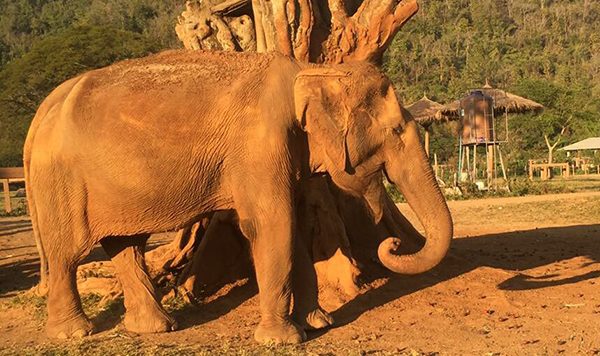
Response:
[[294, 68, 353, 173]]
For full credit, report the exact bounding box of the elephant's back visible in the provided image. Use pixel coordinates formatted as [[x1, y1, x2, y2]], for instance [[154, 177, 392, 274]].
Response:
[[89, 49, 290, 92]]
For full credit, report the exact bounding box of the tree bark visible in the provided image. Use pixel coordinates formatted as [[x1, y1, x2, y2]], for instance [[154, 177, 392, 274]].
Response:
[[151, 0, 421, 302]]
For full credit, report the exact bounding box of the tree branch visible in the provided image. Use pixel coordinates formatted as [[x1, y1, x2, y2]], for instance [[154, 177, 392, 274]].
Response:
[[292, 0, 313, 62], [272, 0, 293, 56], [324, 0, 419, 64], [328, 0, 349, 24]]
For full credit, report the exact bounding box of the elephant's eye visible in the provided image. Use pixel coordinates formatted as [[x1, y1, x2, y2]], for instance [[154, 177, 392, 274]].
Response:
[[392, 126, 403, 135]]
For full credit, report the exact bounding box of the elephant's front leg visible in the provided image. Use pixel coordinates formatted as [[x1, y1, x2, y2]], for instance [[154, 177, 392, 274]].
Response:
[[238, 208, 306, 344]]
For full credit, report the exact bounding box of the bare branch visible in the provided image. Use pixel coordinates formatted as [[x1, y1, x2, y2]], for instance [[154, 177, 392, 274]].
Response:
[[252, 0, 267, 52], [323, 0, 419, 64], [293, 0, 314, 62], [353, 0, 396, 26], [272, 0, 293, 56], [328, 0, 349, 24]]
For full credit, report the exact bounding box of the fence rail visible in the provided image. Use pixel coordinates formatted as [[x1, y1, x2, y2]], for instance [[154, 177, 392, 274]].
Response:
[[0, 167, 25, 213]]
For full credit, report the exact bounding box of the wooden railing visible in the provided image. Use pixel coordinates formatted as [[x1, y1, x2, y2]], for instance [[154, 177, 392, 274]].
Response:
[[0, 167, 25, 213]]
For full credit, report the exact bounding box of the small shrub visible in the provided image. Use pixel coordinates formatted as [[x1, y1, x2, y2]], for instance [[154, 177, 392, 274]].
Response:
[[6, 292, 47, 321], [0, 199, 28, 217], [384, 180, 405, 203]]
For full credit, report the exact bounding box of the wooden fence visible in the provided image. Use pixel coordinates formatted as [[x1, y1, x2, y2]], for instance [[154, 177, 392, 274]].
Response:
[[0, 167, 25, 213]]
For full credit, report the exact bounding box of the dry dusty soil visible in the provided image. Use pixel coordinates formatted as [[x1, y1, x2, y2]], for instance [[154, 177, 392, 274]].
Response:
[[0, 192, 599, 355]]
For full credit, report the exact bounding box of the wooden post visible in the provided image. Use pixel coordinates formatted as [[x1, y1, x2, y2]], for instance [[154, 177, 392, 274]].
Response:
[[528, 160, 533, 180], [498, 146, 508, 182], [424, 126, 431, 158], [434, 153, 439, 179], [2, 179, 10, 213], [486, 144, 495, 188], [473, 144, 478, 180], [465, 146, 470, 177]]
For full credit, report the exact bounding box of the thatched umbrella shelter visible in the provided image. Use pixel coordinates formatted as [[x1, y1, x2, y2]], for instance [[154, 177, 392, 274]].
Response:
[[440, 81, 544, 187], [406, 95, 455, 156], [441, 81, 544, 118]]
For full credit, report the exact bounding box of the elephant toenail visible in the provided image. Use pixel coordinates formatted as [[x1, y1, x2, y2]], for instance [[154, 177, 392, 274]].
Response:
[[56, 331, 68, 339], [72, 329, 87, 338]]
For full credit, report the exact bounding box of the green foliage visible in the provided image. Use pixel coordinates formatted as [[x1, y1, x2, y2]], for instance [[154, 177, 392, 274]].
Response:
[[0, 0, 598, 170], [5, 292, 47, 320], [507, 177, 573, 196], [385, 0, 600, 170], [384, 180, 405, 203], [0, 25, 161, 166], [0, 199, 28, 217], [0, 0, 181, 65], [0, 0, 181, 166]]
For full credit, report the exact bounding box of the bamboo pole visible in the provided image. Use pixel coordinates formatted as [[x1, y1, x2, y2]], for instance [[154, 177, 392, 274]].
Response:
[[424, 126, 431, 157], [473, 144, 478, 180], [486, 144, 494, 188], [2, 179, 10, 213]]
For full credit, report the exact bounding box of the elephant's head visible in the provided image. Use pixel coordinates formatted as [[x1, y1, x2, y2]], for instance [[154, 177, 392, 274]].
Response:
[[294, 63, 453, 275]]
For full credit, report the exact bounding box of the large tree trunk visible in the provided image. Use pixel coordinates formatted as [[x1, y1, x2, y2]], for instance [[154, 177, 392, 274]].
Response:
[[148, 0, 422, 303]]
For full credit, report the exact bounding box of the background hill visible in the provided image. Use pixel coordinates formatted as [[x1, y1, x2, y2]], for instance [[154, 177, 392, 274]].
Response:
[[0, 0, 598, 172]]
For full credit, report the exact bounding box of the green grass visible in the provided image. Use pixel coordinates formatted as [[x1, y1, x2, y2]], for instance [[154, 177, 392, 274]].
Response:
[[387, 175, 600, 203], [2, 292, 47, 321]]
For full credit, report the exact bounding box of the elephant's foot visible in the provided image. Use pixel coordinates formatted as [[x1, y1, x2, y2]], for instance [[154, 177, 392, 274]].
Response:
[[293, 308, 334, 330], [47, 315, 94, 339], [124, 303, 177, 334], [254, 319, 306, 344]]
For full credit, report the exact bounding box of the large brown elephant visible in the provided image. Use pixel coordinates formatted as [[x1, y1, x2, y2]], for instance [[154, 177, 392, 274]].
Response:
[[24, 50, 452, 343]]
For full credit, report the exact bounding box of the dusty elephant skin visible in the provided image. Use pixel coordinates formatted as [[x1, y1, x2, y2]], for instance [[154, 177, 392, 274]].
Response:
[[24, 49, 452, 343]]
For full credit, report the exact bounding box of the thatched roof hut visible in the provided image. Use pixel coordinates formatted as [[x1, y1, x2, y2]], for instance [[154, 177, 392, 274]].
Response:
[[406, 95, 455, 126], [405, 95, 455, 156], [441, 81, 544, 117]]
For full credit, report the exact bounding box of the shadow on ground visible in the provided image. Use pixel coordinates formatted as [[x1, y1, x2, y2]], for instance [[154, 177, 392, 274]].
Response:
[[151, 223, 600, 334], [0, 219, 32, 237], [326, 224, 600, 332], [1, 224, 599, 336]]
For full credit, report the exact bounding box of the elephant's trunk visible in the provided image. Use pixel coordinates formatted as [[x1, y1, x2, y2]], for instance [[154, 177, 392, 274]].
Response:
[[378, 123, 453, 275]]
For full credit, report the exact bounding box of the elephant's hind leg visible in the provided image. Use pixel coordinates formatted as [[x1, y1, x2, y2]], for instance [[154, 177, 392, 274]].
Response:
[[42, 214, 95, 338], [101, 235, 177, 334], [45, 254, 95, 339]]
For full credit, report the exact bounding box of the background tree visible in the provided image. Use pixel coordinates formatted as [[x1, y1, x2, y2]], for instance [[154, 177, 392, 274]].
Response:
[[0, 25, 159, 166], [1, 0, 599, 169]]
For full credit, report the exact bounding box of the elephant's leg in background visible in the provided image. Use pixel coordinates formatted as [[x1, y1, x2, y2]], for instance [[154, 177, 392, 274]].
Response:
[[237, 205, 305, 344], [101, 235, 177, 333], [291, 235, 334, 330]]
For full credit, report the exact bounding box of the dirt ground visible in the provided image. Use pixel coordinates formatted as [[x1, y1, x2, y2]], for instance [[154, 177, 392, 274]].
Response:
[[0, 192, 599, 355]]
